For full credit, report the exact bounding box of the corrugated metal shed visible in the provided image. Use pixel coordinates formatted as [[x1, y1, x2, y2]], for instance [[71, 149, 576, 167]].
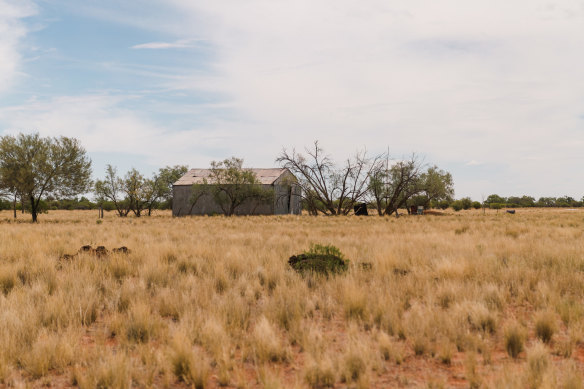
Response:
[[174, 168, 290, 186]]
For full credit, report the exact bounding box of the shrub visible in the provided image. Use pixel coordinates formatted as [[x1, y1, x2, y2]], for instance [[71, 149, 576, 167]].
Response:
[[450, 200, 463, 211], [288, 244, 349, 276], [461, 197, 472, 210], [472, 201, 482, 209]]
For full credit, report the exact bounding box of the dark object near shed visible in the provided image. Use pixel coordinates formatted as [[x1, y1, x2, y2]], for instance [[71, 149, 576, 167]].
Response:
[[506, 210, 516, 214], [354, 203, 368, 216]]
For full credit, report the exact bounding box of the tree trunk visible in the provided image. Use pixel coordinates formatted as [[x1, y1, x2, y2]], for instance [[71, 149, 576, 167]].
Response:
[[13, 194, 16, 219], [30, 195, 37, 223]]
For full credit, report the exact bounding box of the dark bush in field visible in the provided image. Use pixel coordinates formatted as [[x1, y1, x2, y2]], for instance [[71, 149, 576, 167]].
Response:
[[289, 244, 349, 276]]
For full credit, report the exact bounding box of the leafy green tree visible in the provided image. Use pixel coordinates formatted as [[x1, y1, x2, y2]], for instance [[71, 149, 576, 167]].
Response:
[[0, 133, 92, 222], [472, 201, 481, 209], [94, 165, 130, 217], [460, 197, 472, 210], [450, 200, 463, 211], [368, 155, 424, 216], [536, 197, 555, 207], [155, 165, 188, 209], [190, 157, 274, 216], [418, 166, 454, 208], [122, 168, 150, 217], [486, 194, 506, 205], [519, 196, 535, 207]]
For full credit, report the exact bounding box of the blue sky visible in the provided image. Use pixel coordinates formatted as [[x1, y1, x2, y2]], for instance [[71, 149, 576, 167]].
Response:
[[0, 0, 583, 199]]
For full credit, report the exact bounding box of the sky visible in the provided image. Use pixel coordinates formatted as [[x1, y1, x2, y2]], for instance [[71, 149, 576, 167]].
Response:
[[0, 0, 583, 200]]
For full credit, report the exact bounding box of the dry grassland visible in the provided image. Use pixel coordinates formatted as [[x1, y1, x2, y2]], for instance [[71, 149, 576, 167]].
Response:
[[1, 209, 584, 388]]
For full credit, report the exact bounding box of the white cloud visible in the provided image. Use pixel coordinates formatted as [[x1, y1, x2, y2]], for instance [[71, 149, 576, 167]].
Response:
[[131, 39, 201, 49], [0, 95, 269, 169], [4, 1, 584, 198], [0, 0, 36, 94], [154, 0, 584, 198]]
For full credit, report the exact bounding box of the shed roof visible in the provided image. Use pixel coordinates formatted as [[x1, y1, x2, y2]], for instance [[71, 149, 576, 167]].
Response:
[[173, 168, 292, 186]]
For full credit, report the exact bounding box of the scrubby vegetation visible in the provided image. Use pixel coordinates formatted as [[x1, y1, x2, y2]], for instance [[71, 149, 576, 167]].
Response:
[[288, 243, 349, 276], [0, 208, 583, 387]]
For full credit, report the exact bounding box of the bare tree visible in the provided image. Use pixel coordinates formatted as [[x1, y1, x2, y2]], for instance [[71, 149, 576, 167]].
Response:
[[277, 141, 382, 215]]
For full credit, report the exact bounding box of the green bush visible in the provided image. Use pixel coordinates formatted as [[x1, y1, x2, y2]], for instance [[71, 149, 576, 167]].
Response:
[[288, 244, 349, 276], [472, 201, 481, 210], [461, 197, 472, 210], [451, 200, 463, 211]]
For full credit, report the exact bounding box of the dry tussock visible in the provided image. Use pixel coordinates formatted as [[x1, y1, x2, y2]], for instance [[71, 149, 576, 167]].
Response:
[[0, 208, 583, 387]]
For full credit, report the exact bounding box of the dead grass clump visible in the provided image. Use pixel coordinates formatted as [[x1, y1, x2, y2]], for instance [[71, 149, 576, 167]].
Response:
[[525, 341, 549, 389], [505, 324, 525, 359], [465, 353, 481, 389], [145, 263, 170, 290], [436, 286, 456, 309], [252, 316, 288, 363], [557, 298, 584, 327], [20, 331, 76, 378], [269, 289, 304, 332], [560, 362, 584, 389], [170, 338, 209, 388], [108, 258, 132, 282], [125, 304, 162, 344], [535, 312, 557, 344], [75, 352, 132, 389], [340, 348, 367, 384], [455, 225, 469, 235], [304, 357, 335, 388], [342, 286, 368, 322], [0, 267, 16, 296]]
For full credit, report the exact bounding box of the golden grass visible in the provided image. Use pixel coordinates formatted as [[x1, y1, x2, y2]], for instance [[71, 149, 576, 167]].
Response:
[[0, 208, 583, 387]]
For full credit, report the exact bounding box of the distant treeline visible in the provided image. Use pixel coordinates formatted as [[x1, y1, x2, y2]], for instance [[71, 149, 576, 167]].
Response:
[[439, 195, 583, 211]]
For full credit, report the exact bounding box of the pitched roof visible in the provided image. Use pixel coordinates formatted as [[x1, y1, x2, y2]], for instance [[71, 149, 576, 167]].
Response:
[[173, 168, 292, 186]]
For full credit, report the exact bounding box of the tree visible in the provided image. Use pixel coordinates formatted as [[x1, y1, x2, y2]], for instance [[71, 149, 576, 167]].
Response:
[[409, 166, 453, 209], [94, 165, 130, 217], [155, 165, 188, 209], [122, 168, 149, 217], [486, 194, 506, 205], [368, 154, 425, 216], [460, 197, 472, 210], [0, 133, 92, 222], [190, 157, 274, 216], [277, 141, 383, 215]]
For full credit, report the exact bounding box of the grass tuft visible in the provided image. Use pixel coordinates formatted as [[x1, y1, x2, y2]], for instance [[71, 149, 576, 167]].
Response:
[[535, 312, 556, 344], [505, 324, 525, 359]]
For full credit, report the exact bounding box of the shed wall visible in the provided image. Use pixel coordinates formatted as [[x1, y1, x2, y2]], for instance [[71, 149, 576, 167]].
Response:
[[172, 183, 301, 216]]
